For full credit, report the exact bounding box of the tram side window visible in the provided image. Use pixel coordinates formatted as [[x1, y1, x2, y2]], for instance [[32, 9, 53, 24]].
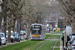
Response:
[[32, 30, 41, 34], [40, 26, 42, 31]]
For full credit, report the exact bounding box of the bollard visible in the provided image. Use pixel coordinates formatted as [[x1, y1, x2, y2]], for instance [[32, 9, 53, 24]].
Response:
[[64, 31, 67, 50]]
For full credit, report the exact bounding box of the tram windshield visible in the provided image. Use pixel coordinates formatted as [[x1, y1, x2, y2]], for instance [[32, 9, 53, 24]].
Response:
[[31, 25, 42, 34], [32, 30, 41, 34]]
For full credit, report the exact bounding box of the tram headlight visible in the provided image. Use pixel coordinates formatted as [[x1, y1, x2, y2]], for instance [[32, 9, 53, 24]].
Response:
[[33, 26, 34, 27]]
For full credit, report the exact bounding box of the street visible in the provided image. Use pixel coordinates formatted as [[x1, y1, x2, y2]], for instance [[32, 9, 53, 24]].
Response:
[[0, 31, 61, 50]]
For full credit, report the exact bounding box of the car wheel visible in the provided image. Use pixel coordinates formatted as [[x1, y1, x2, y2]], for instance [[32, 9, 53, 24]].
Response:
[[17, 39, 20, 42], [11, 39, 14, 43], [0, 42, 1, 46], [18, 40, 20, 42], [4, 43, 6, 45]]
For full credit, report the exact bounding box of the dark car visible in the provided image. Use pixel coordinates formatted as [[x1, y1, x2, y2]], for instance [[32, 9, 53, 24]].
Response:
[[14, 32, 20, 42]]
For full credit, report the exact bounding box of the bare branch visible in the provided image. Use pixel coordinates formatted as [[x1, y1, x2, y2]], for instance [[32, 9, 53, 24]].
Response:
[[12, 0, 18, 6]]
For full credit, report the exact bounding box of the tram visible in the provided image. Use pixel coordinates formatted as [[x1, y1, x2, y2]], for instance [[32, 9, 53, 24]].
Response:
[[30, 23, 46, 40]]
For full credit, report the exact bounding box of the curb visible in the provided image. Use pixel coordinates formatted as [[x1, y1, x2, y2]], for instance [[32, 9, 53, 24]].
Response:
[[60, 41, 63, 50]]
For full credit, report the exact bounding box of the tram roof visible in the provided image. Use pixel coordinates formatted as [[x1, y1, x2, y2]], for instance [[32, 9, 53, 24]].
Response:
[[31, 23, 42, 26]]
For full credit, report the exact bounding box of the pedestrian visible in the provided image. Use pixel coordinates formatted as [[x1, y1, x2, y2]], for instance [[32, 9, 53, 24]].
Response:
[[61, 35, 70, 50], [54, 30, 55, 33], [53, 28, 56, 33], [49, 29, 50, 33], [48, 29, 50, 33]]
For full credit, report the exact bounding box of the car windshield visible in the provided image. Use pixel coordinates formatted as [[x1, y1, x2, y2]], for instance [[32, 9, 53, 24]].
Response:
[[14, 33, 19, 38], [0, 34, 4, 37], [20, 31, 25, 33], [15, 34, 18, 37], [6, 31, 13, 36], [11, 32, 13, 36], [6, 32, 8, 36]]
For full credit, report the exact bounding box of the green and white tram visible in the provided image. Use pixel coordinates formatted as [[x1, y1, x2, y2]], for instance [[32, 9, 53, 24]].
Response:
[[30, 23, 46, 40]]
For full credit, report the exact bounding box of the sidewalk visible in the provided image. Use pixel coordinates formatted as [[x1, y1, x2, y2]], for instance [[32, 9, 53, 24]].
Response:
[[60, 41, 63, 50]]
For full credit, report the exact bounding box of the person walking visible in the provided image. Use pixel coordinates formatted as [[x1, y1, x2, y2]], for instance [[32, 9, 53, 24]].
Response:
[[48, 29, 50, 33], [53, 28, 56, 33], [61, 35, 70, 50]]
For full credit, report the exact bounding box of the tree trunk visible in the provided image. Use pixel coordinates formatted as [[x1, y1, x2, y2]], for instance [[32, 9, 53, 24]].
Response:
[[8, 18, 12, 43], [19, 20, 21, 36], [0, 16, 2, 29], [27, 24, 31, 39], [3, 17, 7, 37], [72, 23, 75, 34], [12, 27, 14, 32], [8, 28, 11, 43], [12, 19, 16, 33], [2, 0, 8, 37]]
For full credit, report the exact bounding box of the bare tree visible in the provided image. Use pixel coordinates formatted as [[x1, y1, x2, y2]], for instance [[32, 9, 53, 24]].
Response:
[[58, 0, 75, 33], [2, 0, 8, 37]]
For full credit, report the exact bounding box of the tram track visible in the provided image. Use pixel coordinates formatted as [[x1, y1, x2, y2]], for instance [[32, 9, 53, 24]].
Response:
[[16, 41, 36, 50], [52, 41, 57, 50], [51, 35, 60, 50], [36, 41, 48, 50]]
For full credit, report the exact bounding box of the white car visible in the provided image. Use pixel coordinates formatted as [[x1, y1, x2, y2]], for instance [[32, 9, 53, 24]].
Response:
[[71, 39, 75, 49], [0, 32, 7, 45], [20, 30, 27, 40], [6, 31, 15, 42], [69, 34, 75, 50]]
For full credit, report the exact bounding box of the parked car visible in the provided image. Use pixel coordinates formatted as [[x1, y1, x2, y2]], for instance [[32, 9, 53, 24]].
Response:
[[6, 31, 15, 42], [0, 32, 7, 45], [14, 32, 20, 42], [70, 34, 75, 49], [20, 30, 27, 40], [0, 36, 1, 46], [69, 34, 75, 42], [67, 34, 75, 50], [71, 39, 75, 50]]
